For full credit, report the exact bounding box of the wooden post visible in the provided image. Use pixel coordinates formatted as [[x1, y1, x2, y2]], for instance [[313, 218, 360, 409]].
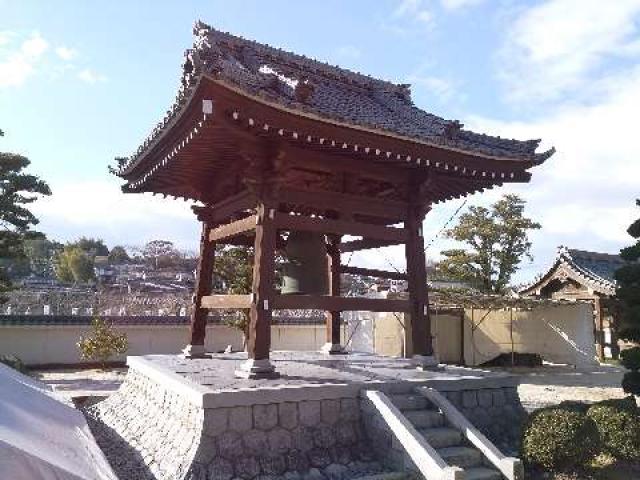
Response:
[[405, 193, 435, 367], [594, 297, 605, 362], [236, 196, 279, 378], [322, 234, 344, 354], [183, 222, 215, 358]]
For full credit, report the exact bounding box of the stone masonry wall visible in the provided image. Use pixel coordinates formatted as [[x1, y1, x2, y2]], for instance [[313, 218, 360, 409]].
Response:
[[442, 385, 527, 454], [186, 396, 377, 480], [85, 369, 205, 480]]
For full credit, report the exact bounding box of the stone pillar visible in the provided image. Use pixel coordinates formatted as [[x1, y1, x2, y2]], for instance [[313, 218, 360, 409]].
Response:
[[184, 222, 215, 358]]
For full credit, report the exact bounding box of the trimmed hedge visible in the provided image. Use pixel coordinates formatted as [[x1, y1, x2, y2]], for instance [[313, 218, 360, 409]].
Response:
[[587, 404, 640, 461], [521, 408, 601, 470], [620, 346, 640, 371], [0, 354, 29, 375], [622, 371, 640, 396]]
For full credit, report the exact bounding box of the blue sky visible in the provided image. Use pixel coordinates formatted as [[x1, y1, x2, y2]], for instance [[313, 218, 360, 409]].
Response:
[[1, 0, 639, 284]]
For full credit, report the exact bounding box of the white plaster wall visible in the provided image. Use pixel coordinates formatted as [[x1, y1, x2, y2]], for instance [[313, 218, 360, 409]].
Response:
[[464, 303, 598, 367], [0, 324, 350, 365]]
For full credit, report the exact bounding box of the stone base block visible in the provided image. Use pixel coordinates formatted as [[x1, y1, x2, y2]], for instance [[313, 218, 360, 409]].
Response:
[[320, 342, 347, 355], [182, 344, 211, 359], [234, 358, 280, 379], [412, 355, 440, 370]]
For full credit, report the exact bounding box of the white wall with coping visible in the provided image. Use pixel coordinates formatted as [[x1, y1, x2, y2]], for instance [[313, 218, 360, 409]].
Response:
[[0, 324, 347, 366]]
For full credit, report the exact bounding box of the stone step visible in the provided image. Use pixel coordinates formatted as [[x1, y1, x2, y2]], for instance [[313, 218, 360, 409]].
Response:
[[403, 409, 444, 428], [388, 394, 430, 411], [437, 446, 483, 468], [418, 427, 463, 448], [464, 466, 503, 480], [352, 472, 412, 480]]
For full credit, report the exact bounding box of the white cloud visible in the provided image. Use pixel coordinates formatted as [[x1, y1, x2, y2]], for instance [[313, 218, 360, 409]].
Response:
[[0, 32, 49, 87], [498, 0, 640, 104], [335, 45, 362, 59], [441, 0, 484, 10], [32, 180, 199, 250], [407, 74, 456, 102], [55, 46, 77, 61], [391, 0, 435, 27], [77, 68, 107, 84]]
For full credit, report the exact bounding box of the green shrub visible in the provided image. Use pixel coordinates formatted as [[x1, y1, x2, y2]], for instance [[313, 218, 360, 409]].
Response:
[[620, 346, 640, 371], [595, 396, 638, 413], [77, 317, 128, 368], [521, 408, 601, 471], [622, 371, 640, 396], [557, 400, 590, 413], [0, 354, 29, 375], [587, 404, 640, 461]]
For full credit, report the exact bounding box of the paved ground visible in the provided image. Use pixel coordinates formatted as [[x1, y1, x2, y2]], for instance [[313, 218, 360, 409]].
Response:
[[144, 351, 509, 391], [34, 359, 632, 410]]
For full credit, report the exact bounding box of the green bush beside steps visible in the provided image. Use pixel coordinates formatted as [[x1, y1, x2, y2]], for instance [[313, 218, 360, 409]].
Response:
[[522, 396, 640, 472]]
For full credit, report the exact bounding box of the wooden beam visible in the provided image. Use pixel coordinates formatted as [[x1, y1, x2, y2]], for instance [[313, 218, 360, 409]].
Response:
[[200, 294, 253, 309], [209, 215, 258, 242], [275, 213, 406, 242], [326, 232, 341, 349], [339, 265, 407, 281], [279, 188, 406, 221], [272, 295, 410, 312], [340, 238, 404, 252], [193, 190, 256, 224]]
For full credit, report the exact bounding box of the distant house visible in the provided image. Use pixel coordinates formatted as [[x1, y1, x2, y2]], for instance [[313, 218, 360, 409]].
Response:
[[520, 246, 626, 360]]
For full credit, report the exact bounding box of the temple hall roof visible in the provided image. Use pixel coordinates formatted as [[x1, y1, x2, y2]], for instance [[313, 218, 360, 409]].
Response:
[[521, 247, 626, 297], [117, 21, 554, 177]]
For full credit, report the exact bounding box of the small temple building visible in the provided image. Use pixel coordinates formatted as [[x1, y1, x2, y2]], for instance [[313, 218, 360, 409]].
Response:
[[114, 21, 553, 378], [520, 246, 626, 360]]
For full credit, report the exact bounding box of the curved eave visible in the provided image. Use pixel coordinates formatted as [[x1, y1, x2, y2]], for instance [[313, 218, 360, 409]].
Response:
[[520, 256, 616, 297], [119, 73, 553, 182]]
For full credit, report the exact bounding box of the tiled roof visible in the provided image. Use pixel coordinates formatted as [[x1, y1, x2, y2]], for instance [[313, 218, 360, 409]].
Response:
[[521, 246, 626, 297], [118, 21, 554, 175], [564, 248, 626, 287]]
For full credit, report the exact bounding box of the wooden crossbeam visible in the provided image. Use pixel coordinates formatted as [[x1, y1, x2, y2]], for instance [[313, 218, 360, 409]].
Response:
[[201, 294, 253, 309], [275, 213, 406, 242], [193, 190, 256, 224], [209, 215, 258, 242], [340, 238, 404, 252], [272, 294, 410, 312], [279, 188, 406, 221], [339, 265, 407, 281]]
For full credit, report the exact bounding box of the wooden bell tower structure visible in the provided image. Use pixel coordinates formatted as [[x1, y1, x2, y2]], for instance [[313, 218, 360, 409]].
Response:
[[115, 22, 553, 378]]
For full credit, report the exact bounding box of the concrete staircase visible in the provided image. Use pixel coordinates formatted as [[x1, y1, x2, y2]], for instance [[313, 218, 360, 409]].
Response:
[[389, 392, 503, 480]]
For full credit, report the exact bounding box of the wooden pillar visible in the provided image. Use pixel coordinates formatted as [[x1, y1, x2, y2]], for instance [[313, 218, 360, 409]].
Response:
[[322, 234, 344, 354], [184, 222, 215, 358], [405, 196, 435, 366], [236, 196, 279, 378], [594, 297, 605, 362]]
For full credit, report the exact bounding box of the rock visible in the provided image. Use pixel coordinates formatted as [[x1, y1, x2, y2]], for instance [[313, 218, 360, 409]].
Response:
[[243, 430, 269, 455], [208, 458, 234, 480], [299, 401, 321, 427], [254, 404, 278, 431], [303, 468, 326, 480], [286, 449, 310, 473], [308, 448, 331, 468], [320, 400, 340, 425], [324, 464, 349, 480], [229, 406, 254, 433], [313, 425, 335, 449], [218, 431, 244, 459], [235, 456, 261, 479], [279, 402, 299, 430], [260, 455, 287, 475], [268, 427, 292, 454]]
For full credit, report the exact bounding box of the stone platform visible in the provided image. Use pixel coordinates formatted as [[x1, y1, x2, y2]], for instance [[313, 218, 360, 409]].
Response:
[[84, 353, 527, 480]]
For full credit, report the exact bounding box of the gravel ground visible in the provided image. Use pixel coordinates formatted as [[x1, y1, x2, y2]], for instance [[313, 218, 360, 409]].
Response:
[[507, 363, 630, 411], [34, 367, 128, 398]]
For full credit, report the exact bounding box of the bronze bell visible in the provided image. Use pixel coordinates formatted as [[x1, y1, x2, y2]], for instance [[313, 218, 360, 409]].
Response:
[[281, 231, 328, 295]]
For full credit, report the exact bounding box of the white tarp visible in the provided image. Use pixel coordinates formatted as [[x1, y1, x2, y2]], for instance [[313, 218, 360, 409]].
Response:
[[0, 363, 117, 480]]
